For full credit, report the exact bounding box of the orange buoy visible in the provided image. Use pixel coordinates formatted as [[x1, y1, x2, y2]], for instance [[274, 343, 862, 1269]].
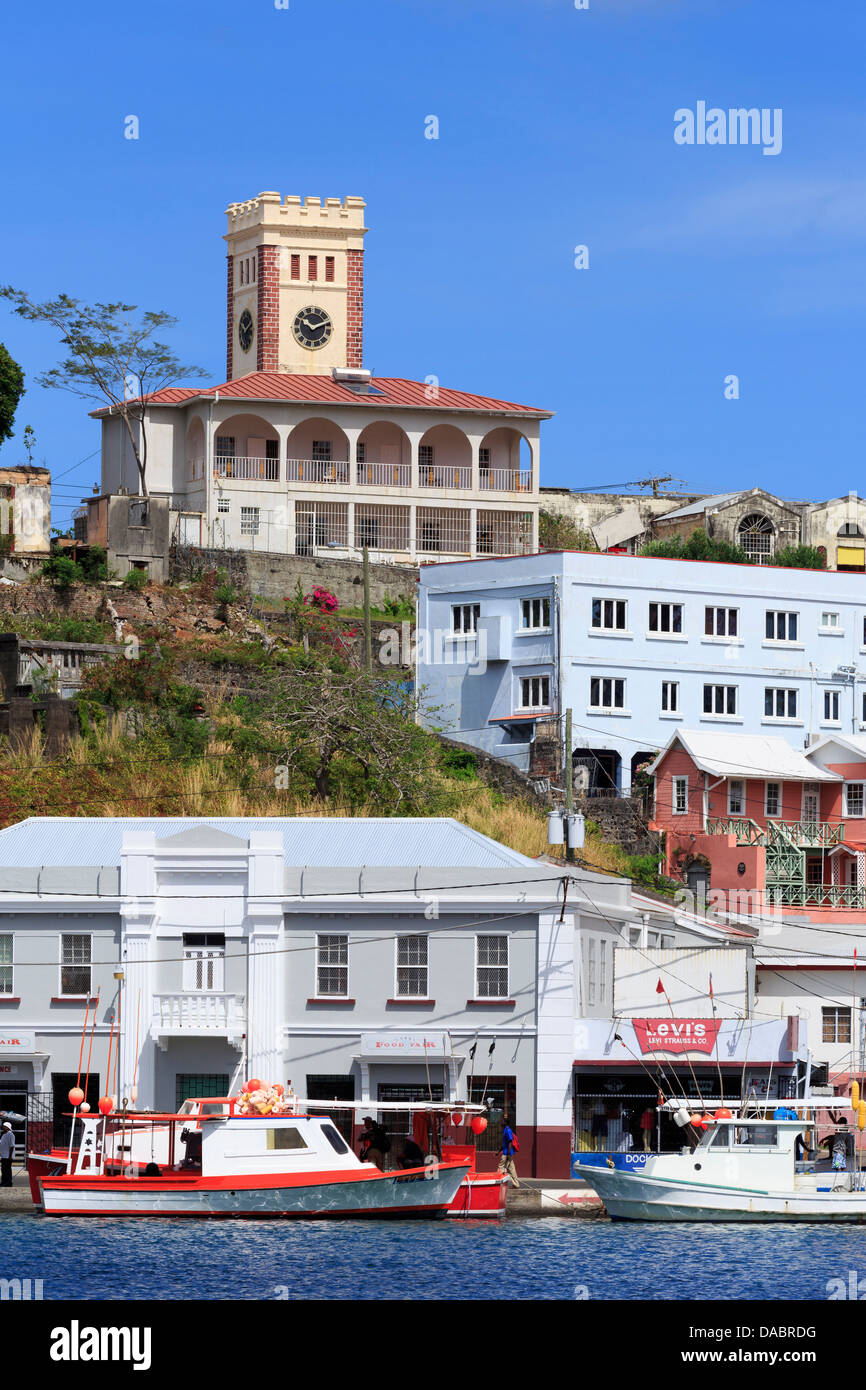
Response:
[[853, 1081, 861, 1111], [714, 1108, 733, 1121], [68, 1087, 84, 1107], [470, 1116, 488, 1135], [98, 1096, 114, 1116], [243, 1078, 263, 1094]]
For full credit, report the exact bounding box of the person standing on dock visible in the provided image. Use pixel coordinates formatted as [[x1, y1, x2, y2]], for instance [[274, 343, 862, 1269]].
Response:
[[498, 1117, 520, 1188], [0, 1123, 14, 1187]]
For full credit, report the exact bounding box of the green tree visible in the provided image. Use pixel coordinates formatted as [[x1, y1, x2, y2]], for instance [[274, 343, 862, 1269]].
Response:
[[0, 343, 24, 447], [0, 290, 204, 497], [539, 509, 598, 551], [641, 530, 752, 565], [768, 544, 827, 570]]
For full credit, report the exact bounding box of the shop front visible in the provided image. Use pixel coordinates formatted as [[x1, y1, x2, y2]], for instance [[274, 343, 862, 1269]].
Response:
[[572, 1015, 805, 1173]]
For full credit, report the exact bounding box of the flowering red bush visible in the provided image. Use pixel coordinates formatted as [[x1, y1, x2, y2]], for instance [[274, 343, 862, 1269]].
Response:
[[305, 587, 339, 614]]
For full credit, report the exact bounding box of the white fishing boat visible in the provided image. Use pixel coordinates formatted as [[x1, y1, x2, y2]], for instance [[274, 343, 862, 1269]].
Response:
[[576, 1100, 866, 1222]]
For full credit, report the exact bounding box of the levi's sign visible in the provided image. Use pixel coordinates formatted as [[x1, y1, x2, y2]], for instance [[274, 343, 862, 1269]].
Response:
[[632, 1019, 720, 1055]]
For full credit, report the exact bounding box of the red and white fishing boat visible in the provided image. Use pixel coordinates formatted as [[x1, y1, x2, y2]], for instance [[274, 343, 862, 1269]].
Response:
[[27, 1091, 506, 1219]]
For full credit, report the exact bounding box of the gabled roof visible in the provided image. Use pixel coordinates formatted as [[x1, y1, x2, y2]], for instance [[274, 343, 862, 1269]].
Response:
[[649, 729, 840, 782], [91, 374, 552, 419], [804, 733, 866, 763]]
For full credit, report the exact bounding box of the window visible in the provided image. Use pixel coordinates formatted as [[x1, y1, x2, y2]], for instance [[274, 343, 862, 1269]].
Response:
[[728, 780, 744, 816], [476, 936, 508, 998], [479, 447, 491, 468], [175, 1074, 230, 1110], [291, 253, 300, 280], [673, 776, 688, 815], [845, 783, 865, 818], [321, 1123, 349, 1154], [325, 256, 335, 282], [215, 435, 235, 459], [821, 611, 841, 630], [660, 680, 679, 714], [396, 935, 428, 997], [764, 688, 798, 720], [419, 444, 434, 468], [738, 512, 774, 562], [60, 934, 91, 996], [182, 933, 225, 992], [823, 1007, 851, 1044], [648, 602, 683, 634], [267, 1128, 308, 1151], [316, 935, 348, 996], [521, 675, 550, 709], [217, 497, 230, 513], [312, 439, 332, 461], [308, 255, 318, 280], [824, 689, 841, 723], [0, 936, 11, 995], [591, 598, 626, 631], [521, 597, 551, 630], [703, 684, 737, 716], [589, 677, 625, 710], [705, 606, 738, 638], [765, 611, 798, 642], [240, 507, 260, 536], [452, 603, 480, 635], [356, 441, 366, 463], [765, 782, 780, 818]]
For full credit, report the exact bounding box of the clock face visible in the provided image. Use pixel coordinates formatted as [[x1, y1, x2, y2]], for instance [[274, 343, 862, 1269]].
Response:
[[238, 309, 254, 353], [292, 305, 333, 350]]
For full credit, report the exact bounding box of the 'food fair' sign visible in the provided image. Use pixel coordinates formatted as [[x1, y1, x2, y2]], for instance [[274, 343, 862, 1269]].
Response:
[[632, 1019, 720, 1056], [0, 1033, 34, 1053]]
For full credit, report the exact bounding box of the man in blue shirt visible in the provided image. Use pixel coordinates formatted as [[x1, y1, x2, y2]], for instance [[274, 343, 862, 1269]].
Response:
[[498, 1116, 520, 1188]]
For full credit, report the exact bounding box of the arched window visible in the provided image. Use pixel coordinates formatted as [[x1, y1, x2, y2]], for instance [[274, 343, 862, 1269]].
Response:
[[738, 513, 774, 563], [838, 522, 864, 538]]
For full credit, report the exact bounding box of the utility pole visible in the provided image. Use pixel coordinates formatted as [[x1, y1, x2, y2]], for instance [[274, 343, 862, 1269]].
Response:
[[564, 707, 574, 863], [363, 546, 372, 675]]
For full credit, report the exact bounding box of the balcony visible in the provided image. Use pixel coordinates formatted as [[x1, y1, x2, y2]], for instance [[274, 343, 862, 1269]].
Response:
[[286, 458, 350, 485], [419, 466, 472, 490], [357, 462, 412, 488], [151, 992, 245, 1045], [479, 468, 533, 493], [706, 818, 845, 848], [768, 884, 866, 910], [214, 455, 279, 481]]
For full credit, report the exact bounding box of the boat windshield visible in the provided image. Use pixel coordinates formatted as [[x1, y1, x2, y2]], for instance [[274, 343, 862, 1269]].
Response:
[[707, 1123, 780, 1150]]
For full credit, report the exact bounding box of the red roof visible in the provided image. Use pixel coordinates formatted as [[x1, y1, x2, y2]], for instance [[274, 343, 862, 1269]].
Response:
[[92, 374, 552, 418]]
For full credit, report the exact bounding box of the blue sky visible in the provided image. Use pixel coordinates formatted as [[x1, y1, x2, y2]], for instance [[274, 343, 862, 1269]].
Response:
[[1, 0, 864, 529]]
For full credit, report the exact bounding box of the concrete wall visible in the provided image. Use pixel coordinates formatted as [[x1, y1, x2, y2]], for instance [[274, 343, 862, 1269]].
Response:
[[170, 544, 418, 609]]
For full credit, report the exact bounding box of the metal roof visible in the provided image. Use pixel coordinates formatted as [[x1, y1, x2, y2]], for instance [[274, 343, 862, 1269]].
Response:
[[653, 491, 744, 521], [648, 729, 840, 782], [0, 816, 538, 870]]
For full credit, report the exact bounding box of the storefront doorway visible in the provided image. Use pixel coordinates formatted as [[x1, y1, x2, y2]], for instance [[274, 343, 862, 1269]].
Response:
[[51, 1073, 101, 1149], [377, 1083, 443, 1162]]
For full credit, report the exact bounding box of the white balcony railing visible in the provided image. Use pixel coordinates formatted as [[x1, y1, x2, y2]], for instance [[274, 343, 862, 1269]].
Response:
[[357, 462, 412, 487], [479, 468, 533, 493], [419, 466, 472, 490], [214, 455, 279, 481], [152, 992, 245, 1038], [286, 458, 350, 485]]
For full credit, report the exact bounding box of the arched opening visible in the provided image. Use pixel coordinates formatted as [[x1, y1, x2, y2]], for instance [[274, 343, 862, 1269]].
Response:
[[478, 427, 533, 493], [355, 421, 411, 487], [737, 512, 774, 563], [418, 424, 472, 490], [572, 747, 621, 796], [286, 417, 350, 485], [214, 414, 279, 481], [186, 418, 205, 483]]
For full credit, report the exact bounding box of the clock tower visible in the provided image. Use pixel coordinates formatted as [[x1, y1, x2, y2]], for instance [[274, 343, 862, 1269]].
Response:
[[224, 192, 367, 379]]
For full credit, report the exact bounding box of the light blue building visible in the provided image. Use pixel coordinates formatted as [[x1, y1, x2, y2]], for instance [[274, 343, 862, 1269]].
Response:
[[416, 551, 866, 791]]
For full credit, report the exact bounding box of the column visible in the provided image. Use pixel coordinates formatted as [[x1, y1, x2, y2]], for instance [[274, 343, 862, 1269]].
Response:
[[120, 921, 156, 1108], [535, 909, 576, 1178]]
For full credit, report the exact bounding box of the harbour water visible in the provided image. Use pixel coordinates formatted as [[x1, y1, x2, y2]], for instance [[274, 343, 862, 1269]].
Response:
[[2, 1214, 865, 1300]]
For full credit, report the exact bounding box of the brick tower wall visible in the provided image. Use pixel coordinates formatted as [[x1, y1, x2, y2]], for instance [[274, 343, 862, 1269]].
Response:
[[225, 254, 234, 380], [346, 248, 364, 368], [257, 245, 281, 373]]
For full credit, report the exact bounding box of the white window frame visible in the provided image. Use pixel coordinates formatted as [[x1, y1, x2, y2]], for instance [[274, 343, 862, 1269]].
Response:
[[764, 782, 781, 819], [728, 780, 744, 816], [824, 689, 842, 724], [216, 496, 230, 513], [475, 935, 509, 999], [590, 597, 627, 632], [820, 611, 842, 633], [845, 783, 865, 819], [648, 601, 684, 636], [673, 776, 688, 815], [452, 603, 480, 636], [764, 687, 799, 722], [589, 676, 626, 711], [661, 680, 679, 714], [520, 675, 551, 710], [520, 596, 551, 632], [396, 934, 429, 998], [702, 684, 738, 717], [59, 933, 92, 998], [240, 506, 260, 536], [316, 934, 349, 997], [0, 934, 12, 996], [704, 606, 739, 639], [182, 945, 225, 993], [765, 610, 799, 643]]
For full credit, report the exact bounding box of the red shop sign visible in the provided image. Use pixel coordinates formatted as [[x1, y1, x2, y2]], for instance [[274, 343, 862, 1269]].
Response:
[[632, 1018, 721, 1055]]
